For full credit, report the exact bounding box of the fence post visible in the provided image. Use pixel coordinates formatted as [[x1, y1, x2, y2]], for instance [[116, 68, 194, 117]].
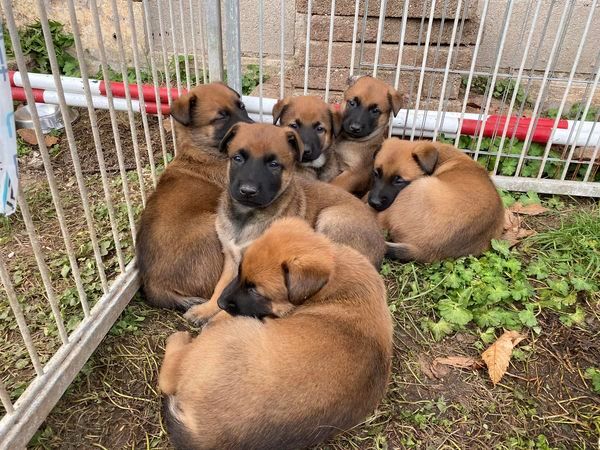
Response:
[[223, 0, 242, 92], [204, 0, 224, 82]]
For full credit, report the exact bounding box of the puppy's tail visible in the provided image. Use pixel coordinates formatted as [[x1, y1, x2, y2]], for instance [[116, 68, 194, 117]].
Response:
[[162, 396, 197, 450], [385, 241, 416, 263]]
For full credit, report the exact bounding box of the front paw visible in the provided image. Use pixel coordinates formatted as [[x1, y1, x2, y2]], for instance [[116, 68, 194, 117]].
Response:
[[183, 302, 219, 326]]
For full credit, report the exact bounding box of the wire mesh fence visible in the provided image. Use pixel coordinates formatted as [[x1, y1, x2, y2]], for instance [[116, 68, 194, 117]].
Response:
[[0, 0, 599, 447]]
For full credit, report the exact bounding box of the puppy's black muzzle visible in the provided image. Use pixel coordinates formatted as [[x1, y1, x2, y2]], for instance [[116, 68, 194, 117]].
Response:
[[298, 126, 322, 162], [368, 177, 408, 212], [342, 105, 378, 139], [217, 277, 273, 319]]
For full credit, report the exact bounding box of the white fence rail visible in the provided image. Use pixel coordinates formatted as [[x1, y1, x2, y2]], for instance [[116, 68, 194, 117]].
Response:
[[0, 0, 599, 447]]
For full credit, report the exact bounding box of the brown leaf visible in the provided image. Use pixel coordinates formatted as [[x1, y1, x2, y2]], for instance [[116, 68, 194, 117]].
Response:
[[44, 135, 59, 146], [502, 209, 536, 247], [481, 330, 526, 385], [418, 355, 438, 380], [163, 119, 173, 133], [509, 202, 548, 216], [17, 128, 39, 145], [433, 356, 484, 370]]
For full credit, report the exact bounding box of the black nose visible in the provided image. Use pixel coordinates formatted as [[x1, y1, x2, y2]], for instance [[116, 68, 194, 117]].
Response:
[[349, 123, 362, 133], [239, 184, 258, 197], [368, 196, 387, 211], [304, 146, 312, 157]]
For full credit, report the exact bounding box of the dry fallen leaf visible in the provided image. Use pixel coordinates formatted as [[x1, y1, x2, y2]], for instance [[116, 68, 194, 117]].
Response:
[[509, 202, 548, 216], [481, 330, 525, 385], [17, 128, 39, 145], [432, 356, 484, 370], [418, 355, 438, 380], [44, 135, 59, 146], [502, 209, 536, 247]]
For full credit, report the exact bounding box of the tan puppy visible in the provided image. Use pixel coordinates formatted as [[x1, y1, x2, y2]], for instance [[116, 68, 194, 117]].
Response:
[[136, 83, 252, 310], [159, 218, 393, 450], [368, 138, 505, 262], [332, 76, 403, 196], [272, 95, 341, 181], [184, 123, 386, 324]]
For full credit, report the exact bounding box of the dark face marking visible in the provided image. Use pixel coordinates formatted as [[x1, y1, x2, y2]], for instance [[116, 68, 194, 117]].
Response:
[[342, 97, 382, 138], [228, 150, 284, 208], [288, 120, 325, 162], [217, 276, 273, 319], [368, 168, 410, 212], [212, 99, 254, 144]]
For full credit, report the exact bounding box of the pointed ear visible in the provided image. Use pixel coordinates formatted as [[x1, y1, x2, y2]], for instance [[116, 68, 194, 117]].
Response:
[[387, 88, 404, 115], [347, 74, 362, 87], [286, 130, 304, 162], [282, 258, 330, 304], [412, 143, 439, 175], [171, 92, 197, 126], [272, 98, 290, 125], [219, 123, 241, 154], [328, 107, 343, 136]]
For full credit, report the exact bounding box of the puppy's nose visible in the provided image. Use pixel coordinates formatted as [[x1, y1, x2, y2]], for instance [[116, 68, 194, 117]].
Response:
[[304, 146, 313, 157], [368, 196, 387, 211], [349, 123, 362, 133], [239, 184, 258, 197]]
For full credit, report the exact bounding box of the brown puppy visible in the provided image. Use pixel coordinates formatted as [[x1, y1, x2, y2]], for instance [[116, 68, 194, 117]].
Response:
[[368, 138, 505, 262], [159, 218, 393, 450], [272, 95, 341, 181], [184, 123, 386, 324], [332, 76, 403, 196], [136, 83, 252, 310]]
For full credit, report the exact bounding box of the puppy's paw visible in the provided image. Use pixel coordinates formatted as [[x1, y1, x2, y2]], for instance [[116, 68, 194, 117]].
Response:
[[165, 331, 192, 348], [183, 302, 219, 326]]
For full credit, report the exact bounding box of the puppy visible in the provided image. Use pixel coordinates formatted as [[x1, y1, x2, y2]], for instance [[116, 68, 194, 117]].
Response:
[[136, 83, 252, 310], [272, 95, 341, 181], [368, 138, 505, 262], [332, 76, 403, 196], [159, 218, 393, 450], [184, 123, 386, 324]]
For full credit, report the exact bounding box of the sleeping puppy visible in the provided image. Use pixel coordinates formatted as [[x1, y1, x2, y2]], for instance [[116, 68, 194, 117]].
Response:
[[368, 138, 505, 262], [183, 123, 386, 325], [331, 76, 403, 196], [272, 95, 341, 181], [159, 218, 393, 450], [136, 83, 252, 310]]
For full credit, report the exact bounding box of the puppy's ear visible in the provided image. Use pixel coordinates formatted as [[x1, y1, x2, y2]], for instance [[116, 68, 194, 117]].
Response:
[[328, 107, 343, 136], [347, 74, 362, 87], [285, 130, 304, 162], [282, 257, 330, 304], [412, 143, 439, 175], [387, 88, 404, 115], [272, 98, 290, 125], [219, 123, 241, 154], [171, 92, 197, 126]]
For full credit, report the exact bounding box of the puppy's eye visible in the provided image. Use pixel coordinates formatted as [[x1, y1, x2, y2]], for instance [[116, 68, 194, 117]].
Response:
[[232, 154, 244, 163], [373, 168, 381, 178], [371, 107, 381, 115], [238, 101, 246, 110], [217, 110, 230, 120], [347, 99, 357, 107], [393, 175, 405, 185], [288, 122, 299, 129], [268, 160, 281, 169], [315, 125, 325, 133]]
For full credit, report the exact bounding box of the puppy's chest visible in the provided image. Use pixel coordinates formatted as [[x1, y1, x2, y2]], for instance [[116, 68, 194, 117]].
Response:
[[337, 141, 374, 170], [217, 210, 274, 262]]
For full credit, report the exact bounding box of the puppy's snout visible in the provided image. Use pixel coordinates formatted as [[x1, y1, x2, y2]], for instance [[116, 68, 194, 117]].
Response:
[[368, 195, 387, 212], [217, 296, 238, 313], [239, 183, 259, 198], [349, 123, 362, 134]]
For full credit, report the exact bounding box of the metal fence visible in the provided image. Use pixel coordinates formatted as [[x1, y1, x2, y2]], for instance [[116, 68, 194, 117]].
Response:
[[0, 0, 599, 447]]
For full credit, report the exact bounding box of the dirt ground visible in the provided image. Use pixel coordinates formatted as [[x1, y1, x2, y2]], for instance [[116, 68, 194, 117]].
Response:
[[1, 103, 598, 450]]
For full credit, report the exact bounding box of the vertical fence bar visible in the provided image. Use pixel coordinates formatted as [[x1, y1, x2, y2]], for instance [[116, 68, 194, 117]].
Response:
[[142, 0, 170, 167], [0, 252, 43, 376], [454, 0, 489, 147], [303, 0, 313, 94], [205, 0, 225, 82], [349, 0, 361, 76], [280, 0, 286, 98], [199, 0, 209, 84], [372, 0, 387, 77], [179, 0, 193, 90], [65, 0, 126, 273], [258, 0, 264, 119], [89, 0, 139, 242], [224, 0, 242, 92], [409, 0, 437, 140], [324, 0, 336, 102], [169, 0, 184, 94], [190, 0, 201, 83]]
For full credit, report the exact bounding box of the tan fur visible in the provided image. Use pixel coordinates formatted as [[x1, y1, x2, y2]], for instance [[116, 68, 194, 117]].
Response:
[[374, 138, 505, 262], [159, 218, 393, 450], [184, 123, 386, 324], [272, 95, 341, 181], [332, 76, 403, 195], [136, 83, 245, 309]]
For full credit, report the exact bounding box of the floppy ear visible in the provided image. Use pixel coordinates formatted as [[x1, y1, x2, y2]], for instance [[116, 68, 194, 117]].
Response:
[[171, 92, 197, 126], [285, 130, 304, 162], [272, 98, 290, 125], [219, 123, 241, 154], [328, 107, 343, 136], [412, 143, 439, 175], [387, 88, 404, 115], [282, 258, 330, 304]]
